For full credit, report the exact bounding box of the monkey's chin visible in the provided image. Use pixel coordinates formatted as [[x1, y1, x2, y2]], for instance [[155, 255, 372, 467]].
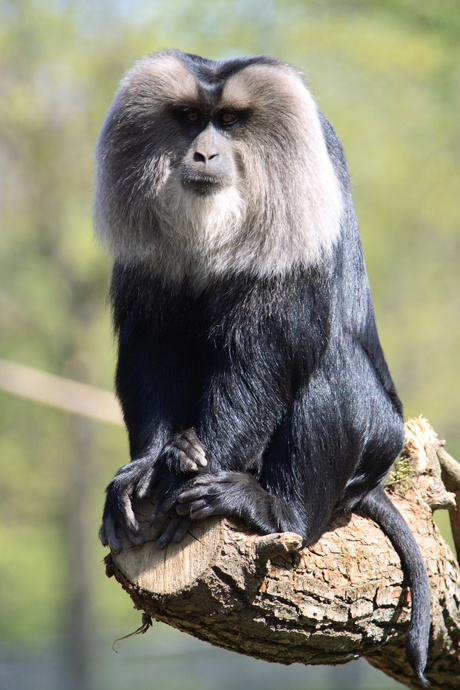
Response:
[[181, 178, 226, 198]]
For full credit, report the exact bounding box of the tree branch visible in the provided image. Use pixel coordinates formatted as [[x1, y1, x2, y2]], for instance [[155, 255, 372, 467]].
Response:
[[104, 418, 460, 689]]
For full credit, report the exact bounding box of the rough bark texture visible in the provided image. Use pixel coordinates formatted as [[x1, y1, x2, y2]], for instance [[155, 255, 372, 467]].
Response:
[[104, 418, 460, 689]]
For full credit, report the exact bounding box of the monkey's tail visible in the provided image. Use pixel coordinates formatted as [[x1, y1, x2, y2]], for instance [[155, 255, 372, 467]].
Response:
[[356, 485, 431, 685]]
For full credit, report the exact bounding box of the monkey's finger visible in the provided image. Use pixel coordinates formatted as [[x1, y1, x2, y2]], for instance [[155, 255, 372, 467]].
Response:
[[103, 515, 122, 554], [177, 483, 214, 504], [175, 502, 191, 516], [136, 465, 158, 499], [180, 499, 210, 519], [174, 434, 207, 467], [177, 488, 200, 503], [185, 474, 222, 488], [149, 492, 182, 539], [156, 515, 187, 548], [149, 484, 176, 522], [175, 490, 210, 513], [126, 529, 145, 547], [149, 518, 168, 542], [149, 501, 172, 538], [189, 504, 216, 519], [172, 517, 193, 542], [175, 449, 201, 473], [119, 490, 139, 534]]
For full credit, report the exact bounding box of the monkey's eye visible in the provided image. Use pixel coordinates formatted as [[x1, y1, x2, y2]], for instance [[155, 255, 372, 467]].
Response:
[[182, 108, 202, 124], [219, 111, 238, 126]]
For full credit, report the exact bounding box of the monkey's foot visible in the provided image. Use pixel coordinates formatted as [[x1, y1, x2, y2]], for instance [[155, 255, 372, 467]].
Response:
[[175, 471, 307, 539], [176, 471, 267, 520]]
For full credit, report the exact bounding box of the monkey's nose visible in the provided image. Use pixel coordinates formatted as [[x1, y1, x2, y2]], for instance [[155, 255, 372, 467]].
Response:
[[193, 151, 219, 164]]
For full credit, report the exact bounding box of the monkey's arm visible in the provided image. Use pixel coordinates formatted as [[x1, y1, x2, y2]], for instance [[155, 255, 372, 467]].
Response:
[[100, 309, 209, 552]]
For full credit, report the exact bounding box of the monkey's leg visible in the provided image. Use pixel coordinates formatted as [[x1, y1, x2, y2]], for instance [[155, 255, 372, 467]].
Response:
[[174, 379, 348, 544], [175, 365, 385, 547]]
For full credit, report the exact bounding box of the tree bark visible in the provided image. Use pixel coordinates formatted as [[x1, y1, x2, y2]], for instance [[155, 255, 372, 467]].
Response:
[[104, 419, 460, 689]]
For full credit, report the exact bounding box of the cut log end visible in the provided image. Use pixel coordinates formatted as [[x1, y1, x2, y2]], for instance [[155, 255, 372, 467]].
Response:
[[111, 500, 223, 595]]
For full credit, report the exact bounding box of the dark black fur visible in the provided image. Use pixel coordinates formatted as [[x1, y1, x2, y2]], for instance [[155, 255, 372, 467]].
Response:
[[97, 51, 430, 682]]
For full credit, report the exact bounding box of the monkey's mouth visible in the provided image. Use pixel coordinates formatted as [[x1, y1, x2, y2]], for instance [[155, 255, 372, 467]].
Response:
[[180, 172, 226, 197]]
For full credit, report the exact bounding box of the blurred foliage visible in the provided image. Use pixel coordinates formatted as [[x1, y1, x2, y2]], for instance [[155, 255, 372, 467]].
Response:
[[0, 1, 459, 688]]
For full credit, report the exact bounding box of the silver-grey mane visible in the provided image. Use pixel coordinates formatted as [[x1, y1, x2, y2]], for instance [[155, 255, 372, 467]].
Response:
[[93, 51, 344, 284]]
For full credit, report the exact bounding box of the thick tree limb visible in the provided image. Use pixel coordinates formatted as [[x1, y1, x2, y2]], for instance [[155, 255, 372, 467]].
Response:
[[104, 418, 460, 689]]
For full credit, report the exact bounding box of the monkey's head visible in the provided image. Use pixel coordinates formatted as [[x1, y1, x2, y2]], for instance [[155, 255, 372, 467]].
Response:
[[93, 50, 343, 281]]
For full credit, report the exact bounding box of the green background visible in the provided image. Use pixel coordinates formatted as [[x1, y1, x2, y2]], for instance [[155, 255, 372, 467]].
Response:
[[1, 1, 459, 688]]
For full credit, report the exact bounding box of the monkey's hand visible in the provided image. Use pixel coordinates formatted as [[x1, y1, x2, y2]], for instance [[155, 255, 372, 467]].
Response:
[[156, 428, 208, 475], [99, 429, 208, 553]]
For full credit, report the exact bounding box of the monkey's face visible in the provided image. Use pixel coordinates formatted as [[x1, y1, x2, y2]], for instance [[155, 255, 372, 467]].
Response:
[[93, 50, 343, 278], [174, 107, 243, 198]]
